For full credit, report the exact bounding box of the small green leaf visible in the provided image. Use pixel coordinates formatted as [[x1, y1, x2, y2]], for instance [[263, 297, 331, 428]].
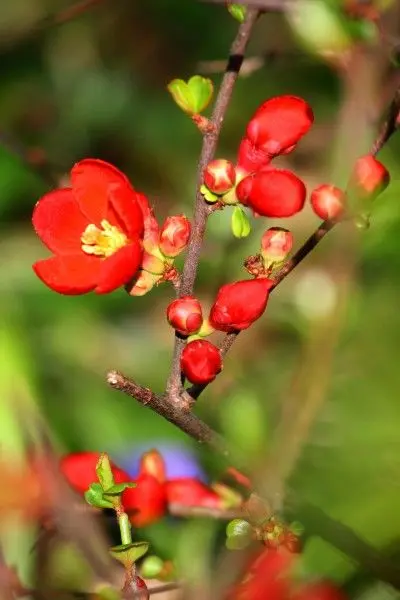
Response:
[[231, 206, 251, 238], [96, 453, 114, 491], [109, 542, 149, 566], [167, 76, 213, 115], [103, 482, 136, 496], [227, 3, 247, 23], [187, 76, 213, 113], [84, 483, 113, 509], [140, 555, 164, 579], [226, 518, 252, 538], [200, 184, 219, 204]]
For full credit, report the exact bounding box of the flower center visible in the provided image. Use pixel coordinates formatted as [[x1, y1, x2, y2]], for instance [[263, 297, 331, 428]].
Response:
[[81, 220, 128, 258]]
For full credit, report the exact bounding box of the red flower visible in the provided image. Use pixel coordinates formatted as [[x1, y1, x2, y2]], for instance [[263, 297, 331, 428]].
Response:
[[261, 227, 293, 267], [167, 295, 203, 336], [60, 452, 131, 494], [159, 214, 191, 258], [203, 159, 236, 195], [246, 95, 314, 158], [209, 278, 274, 333], [166, 478, 224, 509], [123, 473, 167, 528], [180, 339, 222, 385], [236, 168, 306, 218], [227, 549, 292, 600], [348, 155, 390, 201], [32, 159, 147, 294], [236, 137, 272, 175], [310, 184, 346, 220]]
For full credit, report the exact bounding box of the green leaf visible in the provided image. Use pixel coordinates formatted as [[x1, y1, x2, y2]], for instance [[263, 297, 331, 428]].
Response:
[[200, 184, 219, 204], [103, 482, 136, 496], [227, 3, 247, 23], [167, 76, 213, 115], [109, 542, 149, 566], [231, 206, 251, 238], [96, 453, 114, 491], [84, 483, 114, 509], [140, 555, 164, 579], [187, 76, 214, 113]]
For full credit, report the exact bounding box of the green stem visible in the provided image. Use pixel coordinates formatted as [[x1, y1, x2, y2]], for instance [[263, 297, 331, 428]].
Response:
[[118, 511, 132, 546]]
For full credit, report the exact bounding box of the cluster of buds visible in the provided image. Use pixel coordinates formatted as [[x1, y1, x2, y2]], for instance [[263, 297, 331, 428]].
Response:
[[60, 449, 243, 527], [166, 277, 275, 384], [32, 159, 190, 296], [225, 516, 301, 554]]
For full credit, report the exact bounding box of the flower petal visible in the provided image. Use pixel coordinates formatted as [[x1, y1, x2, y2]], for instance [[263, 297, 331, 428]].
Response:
[[95, 240, 143, 294], [32, 188, 89, 255], [33, 255, 101, 295], [107, 185, 144, 239], [71, 159, 134, 226]]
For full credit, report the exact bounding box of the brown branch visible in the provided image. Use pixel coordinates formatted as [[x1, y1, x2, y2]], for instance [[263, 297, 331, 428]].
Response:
[[166, 8, 260, 399], [107, 371, 231, 459], [371, 85, 400, 155]]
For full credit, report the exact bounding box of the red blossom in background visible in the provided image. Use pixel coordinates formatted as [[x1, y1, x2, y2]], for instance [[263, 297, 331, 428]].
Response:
[[32, 159, 147, 295], [180, 339, 222, 384], [166, 478, 224, 509], [60, 452, 131, 494], [159, 214, 191, 258], [209, 278, 274, 333], [167, 295, 203, 336], [236, 168, 307, 218], [310, 184, 346, 220], [123, 474, 167, 528], [138, 449, 166, 483]]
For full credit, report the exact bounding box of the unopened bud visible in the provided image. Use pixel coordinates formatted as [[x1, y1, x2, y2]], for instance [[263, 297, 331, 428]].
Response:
[[180, 339, 222, 384], [159, 215, 191, 258], [203, 159, 236, 195], [310, 184, 346, 220], [139, 449, 166, 484], [167, 295, 203, 336], [261, 227, 293, 269], [348, 155, 390, 202]]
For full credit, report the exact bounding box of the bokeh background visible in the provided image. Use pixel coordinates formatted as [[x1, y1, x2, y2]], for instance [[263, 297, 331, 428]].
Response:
[[1, 0, 400, 596]]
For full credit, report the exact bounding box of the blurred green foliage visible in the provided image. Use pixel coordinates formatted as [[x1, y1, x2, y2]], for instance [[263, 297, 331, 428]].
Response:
[[1, 0, 400, 595]]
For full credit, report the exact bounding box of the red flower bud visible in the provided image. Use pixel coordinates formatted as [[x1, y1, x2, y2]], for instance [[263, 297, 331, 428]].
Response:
[[180, 339, 222, 384], [60, 452, 130, 494], [203, 159, 236, 195], [236, 137, 272, 175], [166, 295, 203, 336], [310, 184, 346, 220], [130, 576, 149, 600], [236, 169, 306, 218], [348, 154, 390, 200], [261, 227, 293, 267], [246, 95, 314, 157], [166, 478, 223, 509], [209, 278, 274, 333], [292, 583, 347, 600], [159, 214, 191, 258], [138, 449, 166, 484], [123, 474, 166, 528]]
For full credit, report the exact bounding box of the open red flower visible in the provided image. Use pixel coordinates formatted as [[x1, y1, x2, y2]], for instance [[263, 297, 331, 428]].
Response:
[[32, 159, 147, 294], [209, 278, 274, 333], [123, 473, 167, 527], [166, 478, 223, 509]]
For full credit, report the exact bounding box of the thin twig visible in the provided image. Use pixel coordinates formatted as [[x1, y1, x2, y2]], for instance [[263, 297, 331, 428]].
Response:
[[168, 504, 244, 520], [371, 85, 400, 155], [166, 8, 260, 399]]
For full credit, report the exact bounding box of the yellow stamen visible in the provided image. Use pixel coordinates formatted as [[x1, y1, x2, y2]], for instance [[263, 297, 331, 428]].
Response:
[[81, 220, 128, 258]]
